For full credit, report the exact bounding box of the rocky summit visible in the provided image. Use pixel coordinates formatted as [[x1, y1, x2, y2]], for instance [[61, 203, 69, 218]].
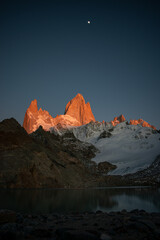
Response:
[[23, 93, 95, 134], [23, 93, 156, 134], [111, 114, 126, 126], [130, 119, 156, 130], [64, 93, 95, 125], [1, 93, 159, 188]]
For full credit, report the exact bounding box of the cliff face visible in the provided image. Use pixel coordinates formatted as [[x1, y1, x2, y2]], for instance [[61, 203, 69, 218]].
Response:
[[110, 115, 156, 130], [130, 119, 156, 130], [0, 118, 97, 188], [64, 93, 95, 125], [23, 94, 95, 134], [111, 114, 126, 126], [23, 99, 55, 134], [23, 94, 156, 134]]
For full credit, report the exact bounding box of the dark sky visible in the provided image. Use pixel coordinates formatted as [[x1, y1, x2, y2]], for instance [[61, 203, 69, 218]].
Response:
[[1, 0, 160, 128]]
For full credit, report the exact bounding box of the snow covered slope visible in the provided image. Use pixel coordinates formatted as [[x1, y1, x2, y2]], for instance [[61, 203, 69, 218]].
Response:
[[72, 122, 160, 175]]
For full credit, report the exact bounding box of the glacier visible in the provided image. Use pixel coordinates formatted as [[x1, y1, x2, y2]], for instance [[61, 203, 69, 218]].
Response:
[[71, 121, 160, 175]]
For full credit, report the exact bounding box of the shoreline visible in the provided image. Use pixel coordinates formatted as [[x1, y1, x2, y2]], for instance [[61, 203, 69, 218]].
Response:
[[0, 185, 156, 190], [0, 209, 160, 240]]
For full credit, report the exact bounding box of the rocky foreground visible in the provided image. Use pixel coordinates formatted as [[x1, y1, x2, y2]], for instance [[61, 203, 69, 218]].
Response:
[[0, 209, 160, 240]]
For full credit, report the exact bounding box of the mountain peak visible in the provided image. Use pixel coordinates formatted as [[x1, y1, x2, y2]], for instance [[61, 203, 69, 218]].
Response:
[[28, 99, 38, 113], [118, 114, 126, 122], [111, 114, 126, 126], [64, 94, 95, 125], [130, 119, 156, 130], [22, 94, 156, 134], [0, 118, 26, 133], [76, 93, 84, 98], [23, 94, 95, 133]]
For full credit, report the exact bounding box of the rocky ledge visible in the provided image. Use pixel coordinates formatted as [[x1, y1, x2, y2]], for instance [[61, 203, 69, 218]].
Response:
[[0, 209, 160, 240]]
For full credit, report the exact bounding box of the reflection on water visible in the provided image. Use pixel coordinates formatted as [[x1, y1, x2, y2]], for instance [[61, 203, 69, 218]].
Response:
[[0, 187, 159, 214]]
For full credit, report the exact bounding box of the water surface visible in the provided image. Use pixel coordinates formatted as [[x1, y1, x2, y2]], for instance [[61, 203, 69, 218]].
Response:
[[0, 187, 159, 214]]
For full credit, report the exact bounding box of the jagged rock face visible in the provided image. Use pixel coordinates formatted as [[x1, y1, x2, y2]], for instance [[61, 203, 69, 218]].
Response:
[[110, 115, 156, 130], [111, 114, 126, 126], [130, 119, 156, 130], [64, 93, 95, 125], [23, 94, 95, 134], [23, 99, 55, 134], [23, 95, 156, 134]]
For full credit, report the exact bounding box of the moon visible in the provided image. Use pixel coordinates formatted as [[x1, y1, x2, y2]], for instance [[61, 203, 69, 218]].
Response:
[[88, 20, 91, 24]]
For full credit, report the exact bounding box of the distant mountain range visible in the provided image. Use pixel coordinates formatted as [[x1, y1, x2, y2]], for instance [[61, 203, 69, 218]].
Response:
[[23, 93, 95, 134], [23, 93, 156, 134], [0, 94, 160, 188]]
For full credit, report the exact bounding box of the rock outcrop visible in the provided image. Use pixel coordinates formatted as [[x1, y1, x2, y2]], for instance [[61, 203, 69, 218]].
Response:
[[130, 119, 156, 130], [64, 93, 95, 125], [110, 115, 156, 130], [23, 99, 58, 134], [23, 94, 95, 134], [23, 94, 156, 134], [0, 118, 98, 188], [111, 114, 126, 126]]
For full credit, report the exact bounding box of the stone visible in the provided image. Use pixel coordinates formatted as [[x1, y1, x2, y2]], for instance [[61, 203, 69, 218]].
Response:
[[100, 233, 112, 240], [23, 93, 95, 134], [23, 95, 156, 134], [130, 119, 156, 130], [0, 117, 98, 189], [31, 228, 52, 238], [57, 229, 98, 240], [64, 93, 95, 125], [97, 161, 117, 174], [111, 114, 126, 126], [0, 210, 16, 224]]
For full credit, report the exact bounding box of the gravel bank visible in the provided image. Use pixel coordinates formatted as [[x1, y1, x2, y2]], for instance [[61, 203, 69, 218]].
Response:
[[0, 209, 160, 239]]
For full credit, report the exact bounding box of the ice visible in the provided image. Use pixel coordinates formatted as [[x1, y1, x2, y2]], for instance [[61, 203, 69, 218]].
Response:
[[72, 122, 160, 175]]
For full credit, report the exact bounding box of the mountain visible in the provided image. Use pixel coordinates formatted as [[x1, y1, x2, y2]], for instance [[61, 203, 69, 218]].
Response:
[[23, 94, 156, 134], [64, 93, 95, 125], [0, 118, 98, 188], [125, 155, 160, 185], [130, 119, 156, 130], [21, 93, 160, 179], [72, 121, 160, 175], [111, 114, 126, 126], [0, 118, 160, 188], [23, 94, 95, 134]]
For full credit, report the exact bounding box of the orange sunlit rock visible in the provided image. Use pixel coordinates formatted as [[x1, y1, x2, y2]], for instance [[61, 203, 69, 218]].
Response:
[[23, 96, 156, 134], [28, 99, 38, 112], [118, 114, 126, 123], [23, 94, 95, 133], [129, 119, 156, 130], [23, 99, 54, 134], [64, 93, 95, 125], [111, 114, 126, 126]]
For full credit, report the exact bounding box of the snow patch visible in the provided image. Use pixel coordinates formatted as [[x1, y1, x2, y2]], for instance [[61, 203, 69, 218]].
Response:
[[72, 122, 160, 175]]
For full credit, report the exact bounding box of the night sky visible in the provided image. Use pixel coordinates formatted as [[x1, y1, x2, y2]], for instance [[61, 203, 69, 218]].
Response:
[[1, 0, 160, 128]]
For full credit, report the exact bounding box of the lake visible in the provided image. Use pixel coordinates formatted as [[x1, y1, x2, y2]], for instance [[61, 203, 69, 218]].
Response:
[[0, 187, 159, 214]]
